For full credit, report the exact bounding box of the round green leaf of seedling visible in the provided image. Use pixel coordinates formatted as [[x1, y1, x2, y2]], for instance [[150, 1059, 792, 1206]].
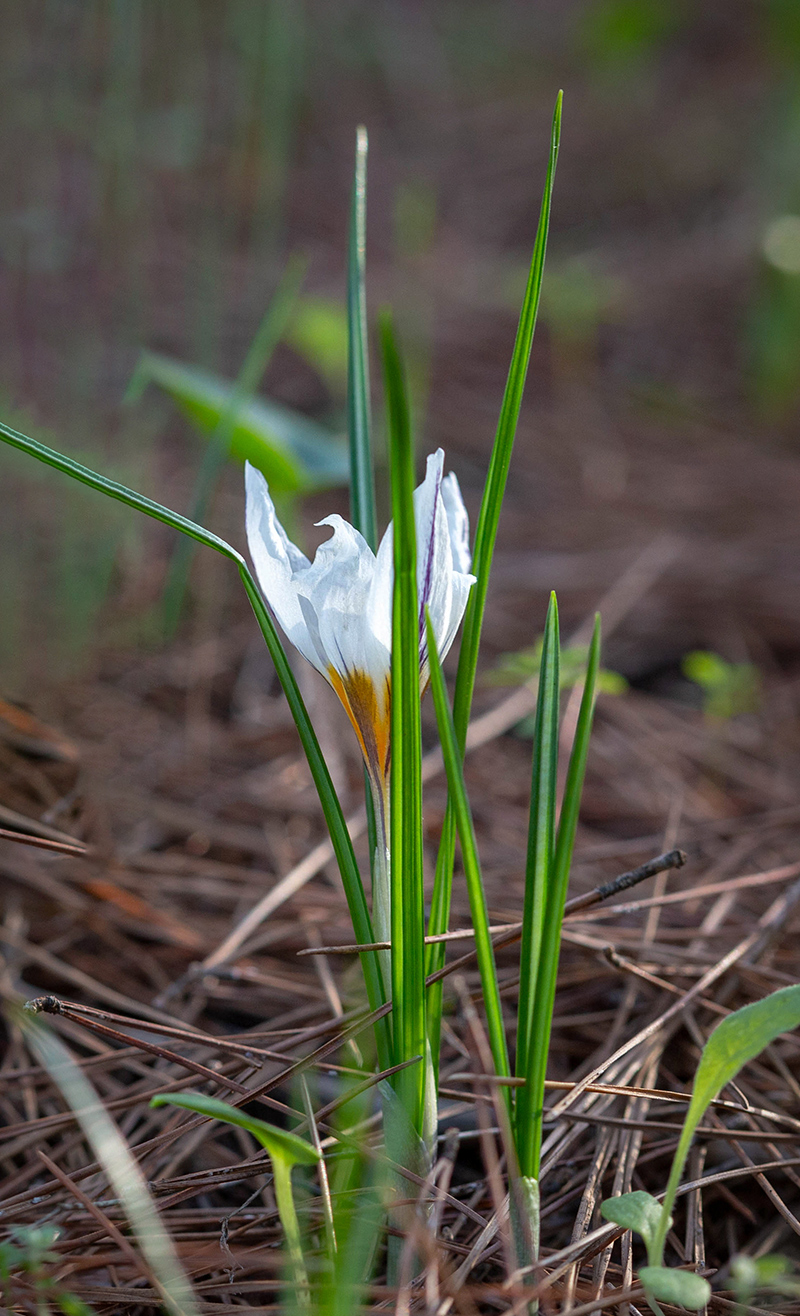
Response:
[[600, 1191, 665, 1252], [639, 1266, 711, 1310]]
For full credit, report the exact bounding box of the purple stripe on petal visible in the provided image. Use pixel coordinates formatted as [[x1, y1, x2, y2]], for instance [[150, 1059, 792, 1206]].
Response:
[[417, 457, 443, 654]]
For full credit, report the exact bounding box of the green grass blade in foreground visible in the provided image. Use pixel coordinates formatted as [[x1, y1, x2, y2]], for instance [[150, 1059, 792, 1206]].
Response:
[[19, 1010, 198, 1316], [515, 593, 560, 1099], [150, 1092, 317, 1301], [347, 126, 377, 552], [425, 609, 510, 1099], [161, 252, 307, 633], [427, 92, 561, 985], [518, 614, 600, 1180], [0, 420, 389, 1065], [381, 313, 426, 1129]]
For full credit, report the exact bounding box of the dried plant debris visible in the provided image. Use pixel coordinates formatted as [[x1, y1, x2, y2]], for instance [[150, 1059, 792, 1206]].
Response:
[[1, 635, 800, 1314]]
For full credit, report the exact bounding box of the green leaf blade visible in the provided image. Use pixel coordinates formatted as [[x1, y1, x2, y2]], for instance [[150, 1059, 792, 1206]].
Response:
[[428, 92, 562, 1073], [132, 351, 349, 491], [652, 983, 800, 1269], [639, 1266, 711, 1311], [518, 613, 600, 1179], [451, 90, 562, 748], [0, 418, 390, 1069], [693, 983, 800, 1117], [515, 592, 560, 1100], [425, 608, 510, 1095], [381, 313, 426, 1129], [347, 126, 377, 551], [600, 1191, 665, 1252], [149, 1092, 319, 1166]]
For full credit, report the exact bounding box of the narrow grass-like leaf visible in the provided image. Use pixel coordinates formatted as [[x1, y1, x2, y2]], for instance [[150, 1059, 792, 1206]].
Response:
[[424, 608, 510, 1100], [19, 1011, 198, 1316], [150, 1092, 317, 1301], [346, 127, 380, 868], [515, 592, 560, 1094], [160, 253, 308, 632], [150, 1091, 319, 1164], [649, 982, 800, 1266], [427, 92, 561, 1011], [0, 419, 390, 1067], [518, 613, 600, 1179], [347, 126, 377, 552], [451, 91, 561, 747], [381, 313, 426, 1131], [424, 806, 457, 1079]]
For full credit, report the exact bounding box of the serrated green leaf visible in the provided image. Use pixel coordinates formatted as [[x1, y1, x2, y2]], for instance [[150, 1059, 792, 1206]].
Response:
[[639, 1266, 711, 1310], [132, 351, 349, 492], [600, 1191, 664, 1250]]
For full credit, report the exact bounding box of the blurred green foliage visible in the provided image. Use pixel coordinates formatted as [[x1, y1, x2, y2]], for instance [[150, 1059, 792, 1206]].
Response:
[[0, 398, 151, 687], [577, 0, 684, 72], [0, 1225, 96, 1314], [488, 638, 625, 739], [731, 1253, 800, 1314], [681, 650, 760, 721], [286, 297, 350, 394], [130, 351, 349, 494]]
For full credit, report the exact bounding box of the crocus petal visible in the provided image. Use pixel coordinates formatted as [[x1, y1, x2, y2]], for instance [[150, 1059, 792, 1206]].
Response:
[[245, 463, 321, 672], [244, 451, 475, 785], [300, 515, 390, 694], [441, 471, 472, 575]]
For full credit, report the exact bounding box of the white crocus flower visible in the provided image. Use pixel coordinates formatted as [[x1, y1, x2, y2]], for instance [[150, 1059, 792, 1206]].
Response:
[[245, 449, 475, 952]]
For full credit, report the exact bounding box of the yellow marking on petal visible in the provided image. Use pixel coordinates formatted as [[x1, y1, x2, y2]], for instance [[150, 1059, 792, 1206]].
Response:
[[327, 666, 391, 785]]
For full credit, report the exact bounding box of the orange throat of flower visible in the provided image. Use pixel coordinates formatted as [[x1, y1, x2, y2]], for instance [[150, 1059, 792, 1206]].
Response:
[[327, 665, 391, 793]]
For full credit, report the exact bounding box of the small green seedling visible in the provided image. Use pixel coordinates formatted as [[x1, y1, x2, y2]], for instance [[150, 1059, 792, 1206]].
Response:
[[150, 1093, 319, 1302], [731, 1253, 800, 1314], [682, 650, 760, 721], [0, 1225, 96, 1315], [487, 638, 626, 694], [602, 983, 800, 1313]]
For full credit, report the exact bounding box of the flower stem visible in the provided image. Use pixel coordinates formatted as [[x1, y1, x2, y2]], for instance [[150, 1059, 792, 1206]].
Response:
[[369, 777, 392, 993]]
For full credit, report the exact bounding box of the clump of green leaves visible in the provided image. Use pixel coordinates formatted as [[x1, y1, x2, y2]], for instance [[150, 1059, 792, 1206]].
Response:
[[0, 1225, 96, 1315], [487, 637, 625, 739], [488, 637, 626, 693], [602, 984, 800, 1313], [681, 650, 760, 720], [731, 1253, 800, 1313]]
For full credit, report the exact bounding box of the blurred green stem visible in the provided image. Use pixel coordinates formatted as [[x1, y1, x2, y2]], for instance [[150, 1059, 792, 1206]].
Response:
[[161, 252, 307, 635]]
